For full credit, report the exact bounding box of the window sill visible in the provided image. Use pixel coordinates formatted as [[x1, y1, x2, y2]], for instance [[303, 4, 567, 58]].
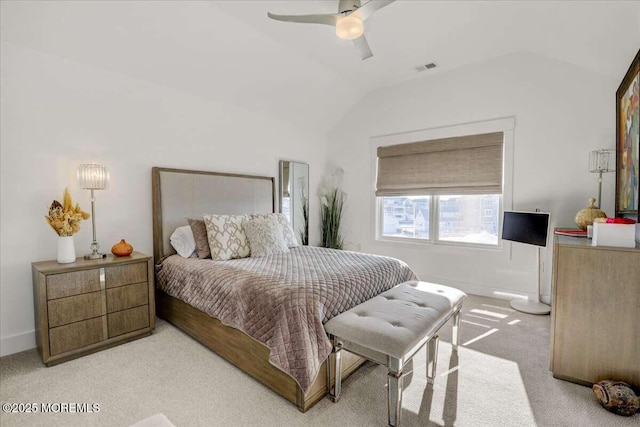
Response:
[[375, 236, 504, 252]]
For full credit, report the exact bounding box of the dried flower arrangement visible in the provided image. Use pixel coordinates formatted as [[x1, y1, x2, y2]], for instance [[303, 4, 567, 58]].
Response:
[[45, 188, 90, 236]]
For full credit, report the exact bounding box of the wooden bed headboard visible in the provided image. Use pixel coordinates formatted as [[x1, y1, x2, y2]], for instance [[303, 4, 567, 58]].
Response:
[[151, 167, 275, 262]]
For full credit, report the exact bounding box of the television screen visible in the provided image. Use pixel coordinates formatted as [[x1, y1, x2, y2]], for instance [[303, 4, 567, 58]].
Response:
[[502, 211, 550, 247]]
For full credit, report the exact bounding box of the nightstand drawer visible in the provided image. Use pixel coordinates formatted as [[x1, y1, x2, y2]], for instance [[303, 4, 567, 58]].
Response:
[[106, 282, 148, 313], [108, 305, 149, 338], [49, 317, 105, 356], [47, 269, 100, 300], [48, 291, 104, 328], [106, 263, 147, 288]]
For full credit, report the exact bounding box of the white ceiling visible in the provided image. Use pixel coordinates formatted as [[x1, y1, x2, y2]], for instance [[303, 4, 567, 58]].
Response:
[[2, 1, 639, 133]]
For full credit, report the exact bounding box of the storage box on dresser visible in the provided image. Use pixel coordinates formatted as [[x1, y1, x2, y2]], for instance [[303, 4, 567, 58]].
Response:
[[550, 233, 640, 386], [32, 252, 155, 366]]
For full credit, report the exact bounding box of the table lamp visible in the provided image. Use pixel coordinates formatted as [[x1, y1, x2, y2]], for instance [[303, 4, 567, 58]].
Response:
[[589, 149, 615, 209], [78, 163, 109, 259]]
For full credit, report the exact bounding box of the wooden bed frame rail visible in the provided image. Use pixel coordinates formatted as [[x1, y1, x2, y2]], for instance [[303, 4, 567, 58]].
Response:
[[156, 291, 365, 412]]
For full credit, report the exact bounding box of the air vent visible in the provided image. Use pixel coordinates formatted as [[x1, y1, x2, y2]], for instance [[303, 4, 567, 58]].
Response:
[[415, 62, 438, 72]]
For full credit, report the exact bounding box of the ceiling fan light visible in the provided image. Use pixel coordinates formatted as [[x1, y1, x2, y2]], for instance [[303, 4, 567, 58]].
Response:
[[335, 15, 363, 40]]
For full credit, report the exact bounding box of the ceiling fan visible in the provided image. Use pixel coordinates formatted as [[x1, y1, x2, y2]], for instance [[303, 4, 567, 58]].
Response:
[[267, 0, 396, 60]]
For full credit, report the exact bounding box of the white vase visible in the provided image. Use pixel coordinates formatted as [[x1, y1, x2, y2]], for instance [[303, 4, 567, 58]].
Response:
[[57, 236, 76, 264]]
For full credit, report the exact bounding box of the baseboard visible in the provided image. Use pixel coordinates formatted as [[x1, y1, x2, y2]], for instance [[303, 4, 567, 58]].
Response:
[[415, 272, 551, 305], [0, 330, 36, 357]]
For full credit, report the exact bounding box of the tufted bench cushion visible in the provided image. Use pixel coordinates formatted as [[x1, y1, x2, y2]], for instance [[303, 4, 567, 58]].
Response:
[[325, 280, 466, 427], [325, 281, 466, 360]]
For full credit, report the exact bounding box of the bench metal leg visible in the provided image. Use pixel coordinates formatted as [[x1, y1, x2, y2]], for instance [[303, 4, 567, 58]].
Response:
[[328, 338, 342, 403], [387, 359, 403, 427], [426, 335, 439, 384], [452, 308, 461, 353]]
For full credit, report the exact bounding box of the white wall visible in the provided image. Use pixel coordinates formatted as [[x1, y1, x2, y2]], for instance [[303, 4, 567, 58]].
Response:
[[0, 42, 327, 356], [326, 52, 617, 302]]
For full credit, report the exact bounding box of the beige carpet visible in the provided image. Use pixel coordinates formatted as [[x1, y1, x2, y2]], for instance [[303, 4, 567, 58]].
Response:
[[1, 294, 637, 426]]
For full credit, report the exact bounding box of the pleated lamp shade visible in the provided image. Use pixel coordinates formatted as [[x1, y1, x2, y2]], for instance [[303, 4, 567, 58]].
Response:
[[78, 164, 109, 190], [588, 149, 615, 173]]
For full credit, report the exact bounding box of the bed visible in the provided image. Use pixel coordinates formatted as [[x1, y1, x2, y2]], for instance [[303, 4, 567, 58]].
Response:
[[152, 167, 417, 411]]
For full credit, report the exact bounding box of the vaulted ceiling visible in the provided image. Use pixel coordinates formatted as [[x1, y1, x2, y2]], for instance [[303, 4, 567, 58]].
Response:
[[2, 1, 639, 133]]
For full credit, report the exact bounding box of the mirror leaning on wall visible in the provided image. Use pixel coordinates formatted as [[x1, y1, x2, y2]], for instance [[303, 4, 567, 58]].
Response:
[[279, 160, 309, 245]]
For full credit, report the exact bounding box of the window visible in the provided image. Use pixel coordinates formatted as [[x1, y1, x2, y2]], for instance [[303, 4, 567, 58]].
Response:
[[381, 196, 430, 239], [438, 195, 500, 244], [379, 194, 500, 245], [374, 123, 510, 248]]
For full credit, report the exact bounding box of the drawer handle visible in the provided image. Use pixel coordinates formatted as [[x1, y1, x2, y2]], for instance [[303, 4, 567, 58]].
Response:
[[100, 268, 108, 340]]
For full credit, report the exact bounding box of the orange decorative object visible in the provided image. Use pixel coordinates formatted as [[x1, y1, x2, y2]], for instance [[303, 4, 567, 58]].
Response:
[[111, 239, 133, 257]]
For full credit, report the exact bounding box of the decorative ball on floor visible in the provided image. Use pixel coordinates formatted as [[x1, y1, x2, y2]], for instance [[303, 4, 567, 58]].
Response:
[[592, 380, 639, 416]]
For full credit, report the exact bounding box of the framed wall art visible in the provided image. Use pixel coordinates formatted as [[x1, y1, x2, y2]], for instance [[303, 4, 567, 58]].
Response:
[[615, 49, 639, 220]]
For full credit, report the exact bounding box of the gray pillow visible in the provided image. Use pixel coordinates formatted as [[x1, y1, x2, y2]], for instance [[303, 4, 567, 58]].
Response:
[[187, 218, 210, 259], [244, 216, 290, 257]]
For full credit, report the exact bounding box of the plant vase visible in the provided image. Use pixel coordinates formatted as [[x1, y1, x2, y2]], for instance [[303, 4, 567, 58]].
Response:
[[57, 236, 76, 264]]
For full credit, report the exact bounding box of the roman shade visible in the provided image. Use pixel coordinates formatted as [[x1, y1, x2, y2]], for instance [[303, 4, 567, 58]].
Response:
[[376, 132, 504, 196]]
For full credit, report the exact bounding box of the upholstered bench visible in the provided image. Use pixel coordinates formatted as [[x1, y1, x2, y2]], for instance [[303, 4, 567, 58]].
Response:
[[324, 281, 466, 427]]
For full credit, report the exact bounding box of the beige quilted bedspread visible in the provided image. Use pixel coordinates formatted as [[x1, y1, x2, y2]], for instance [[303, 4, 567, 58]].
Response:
[[155, 246, 417, 394]]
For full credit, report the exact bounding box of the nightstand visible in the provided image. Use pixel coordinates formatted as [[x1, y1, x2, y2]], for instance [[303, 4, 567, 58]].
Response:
[[32, 252, 155, 366]]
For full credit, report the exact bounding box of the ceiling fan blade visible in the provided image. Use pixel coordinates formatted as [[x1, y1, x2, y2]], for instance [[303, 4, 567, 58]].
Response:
[[267, 12, 339, 27], [353, 34, 373, 60], [352, 0, 396, 21]]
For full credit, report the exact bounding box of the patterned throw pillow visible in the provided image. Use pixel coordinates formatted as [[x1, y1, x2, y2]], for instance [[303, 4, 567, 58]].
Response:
[[187, 218, 210, 259], [203, 214, 250, 261], [243, 216, 289, 257], [250, 213, 299, 248]]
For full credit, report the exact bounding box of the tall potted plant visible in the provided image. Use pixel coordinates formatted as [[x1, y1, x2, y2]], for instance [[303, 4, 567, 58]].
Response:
[[298, 194, 309, 246], [320, 169, 345, 250]]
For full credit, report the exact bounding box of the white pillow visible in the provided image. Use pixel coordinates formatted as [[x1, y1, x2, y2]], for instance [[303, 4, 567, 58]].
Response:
[[243, 216, 289, 257], [250, 213, 299, 248], [169, 225, 197, 258], [203, 214, 251, 261]]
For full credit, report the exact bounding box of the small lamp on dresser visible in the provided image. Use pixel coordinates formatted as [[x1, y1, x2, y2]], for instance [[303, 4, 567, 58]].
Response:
[[588, 149, 615, 209], [78, 163, 109, 259]]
